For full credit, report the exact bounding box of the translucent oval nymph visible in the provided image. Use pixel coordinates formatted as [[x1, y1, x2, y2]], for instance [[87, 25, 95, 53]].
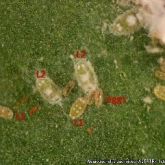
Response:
[[36, 76, 63, 106]]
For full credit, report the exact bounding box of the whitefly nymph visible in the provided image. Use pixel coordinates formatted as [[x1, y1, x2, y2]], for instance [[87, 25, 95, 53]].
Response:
[[35, 75, 63, 106], [70, 55, 98, 93], [70, 53, 103, 108]]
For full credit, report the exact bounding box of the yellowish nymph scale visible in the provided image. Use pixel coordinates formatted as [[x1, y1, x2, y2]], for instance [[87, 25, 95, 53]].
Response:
[[69, 97, 88, 120]]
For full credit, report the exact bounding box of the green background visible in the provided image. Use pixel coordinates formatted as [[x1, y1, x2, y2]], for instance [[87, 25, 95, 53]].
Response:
[[0, 1, 164, 164]]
